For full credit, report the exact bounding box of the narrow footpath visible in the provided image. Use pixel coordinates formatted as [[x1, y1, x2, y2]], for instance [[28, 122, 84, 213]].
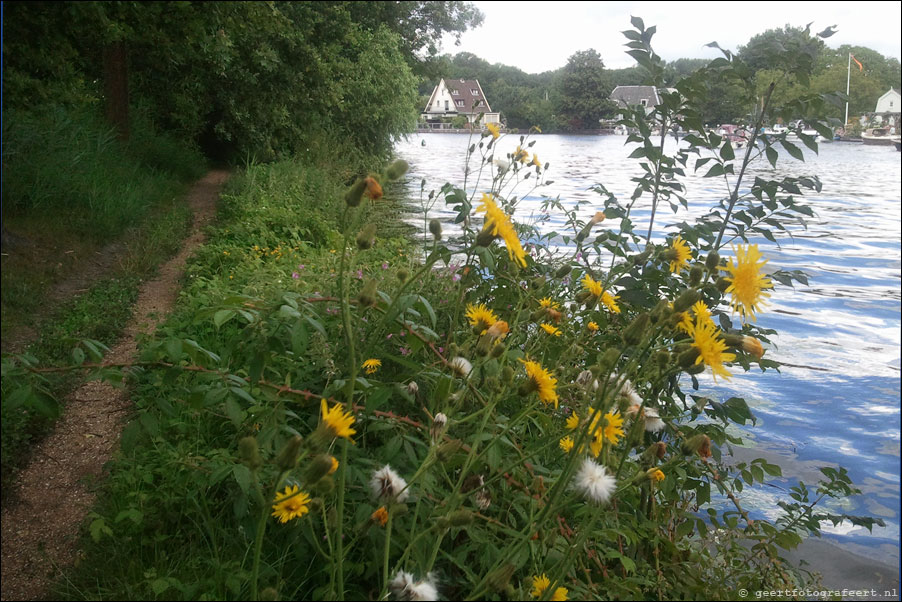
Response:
[[0, 170, 229, 601]]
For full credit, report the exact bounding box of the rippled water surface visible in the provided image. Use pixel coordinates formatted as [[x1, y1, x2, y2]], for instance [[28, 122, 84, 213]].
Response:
[[395, 133, 902, 561]]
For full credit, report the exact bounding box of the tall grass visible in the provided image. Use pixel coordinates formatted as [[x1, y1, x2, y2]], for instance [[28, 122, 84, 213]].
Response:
[[1, 106, 205, 241]]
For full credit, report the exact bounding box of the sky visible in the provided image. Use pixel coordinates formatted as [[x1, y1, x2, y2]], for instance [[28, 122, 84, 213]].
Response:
[[439, 1, 902, 73]]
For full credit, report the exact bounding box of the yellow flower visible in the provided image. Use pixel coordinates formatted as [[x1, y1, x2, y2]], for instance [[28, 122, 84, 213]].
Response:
[[559, 436, 574, 453], [328, 456, 339, 475], [531, 574, 568, 600], [513, 145, 529, 163], [566, 413, 580, 430], [476, 193, 527, 267], [371, 506, 389, 526], [688, 319, 736, 381], [540, 323, 561, 337], [668, 236, 693, 273], [690, 300, 714, 329], [520, 358, 559, 408], [320, 398, 357, 441], [466, 303, 499, 333], [587, 411, 624, 457], [722, 244, 773, 322], [363, 358, 382, 374], [271, 485, 311, 523], [582, 274, 603, 297], [531, 153, 542, 167], [539, 297, 560, 310], [587, 321, 599, 332], [650, 469, 665, 482], [601, 291, 621, 314], [486, 320, 510, 340], [486, 122, 500, 140]]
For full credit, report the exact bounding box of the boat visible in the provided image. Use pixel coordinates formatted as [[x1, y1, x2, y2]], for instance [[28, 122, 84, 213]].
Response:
[[715, 124, 750, 148], [861, 127, 900, 146]]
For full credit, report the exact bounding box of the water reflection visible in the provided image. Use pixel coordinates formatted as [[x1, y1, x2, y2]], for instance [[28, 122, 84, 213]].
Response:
[[394, 133, 901, 559]]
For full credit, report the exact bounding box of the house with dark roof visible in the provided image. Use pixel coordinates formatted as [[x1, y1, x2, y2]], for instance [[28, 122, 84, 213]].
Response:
[[422, 78, 500, 129], [610, 85, 662, 115]]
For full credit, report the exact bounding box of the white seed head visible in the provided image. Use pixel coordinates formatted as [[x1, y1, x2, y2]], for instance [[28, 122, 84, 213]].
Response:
[[575, 458, 617, 504], [370, 465, 410, 503], [449, 356, 472, 378]]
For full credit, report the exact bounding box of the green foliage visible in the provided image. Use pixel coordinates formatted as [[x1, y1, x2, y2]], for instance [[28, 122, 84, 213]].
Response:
[[556, 49, 614, 130]]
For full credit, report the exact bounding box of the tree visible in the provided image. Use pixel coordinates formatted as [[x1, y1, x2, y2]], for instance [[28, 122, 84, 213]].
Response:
[[739, 25, 827, 77], [555, 49, 610, 131]]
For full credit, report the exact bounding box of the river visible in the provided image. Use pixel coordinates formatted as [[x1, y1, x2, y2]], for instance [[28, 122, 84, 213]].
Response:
[[394, 133, 902, 568]]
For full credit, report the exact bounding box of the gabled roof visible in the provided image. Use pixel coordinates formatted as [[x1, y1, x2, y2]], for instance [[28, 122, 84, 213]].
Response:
[[424, 79, 492, 114], [610, 85, 660, 107]]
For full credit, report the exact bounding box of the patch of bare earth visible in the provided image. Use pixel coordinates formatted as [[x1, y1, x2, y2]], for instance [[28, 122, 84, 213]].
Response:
[[0, 170, 229, 601]]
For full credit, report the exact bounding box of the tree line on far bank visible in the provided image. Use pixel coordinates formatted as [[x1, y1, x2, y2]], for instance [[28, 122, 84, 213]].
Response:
[[421, 25, 902, 132]]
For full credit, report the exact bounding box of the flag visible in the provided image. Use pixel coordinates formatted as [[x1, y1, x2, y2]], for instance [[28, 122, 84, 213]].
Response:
[[851, 54, 863, 72]]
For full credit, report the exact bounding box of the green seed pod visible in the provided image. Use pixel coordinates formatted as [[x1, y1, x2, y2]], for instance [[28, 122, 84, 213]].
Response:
[[397, 268, 409, 283], [487, 563, 516, 593], [677, 348, 701, 370], [475, 228, 496, 247], [655, 350, 670, 369], [344, 178, 366, 207], [356, 223, 377, 250], [501, 365, 514, 383], [530, 276, 545, 290], [447, 509, 474, 527], [689, 265, 704, 286], [722, 333, 744, 348], [357, 279, 379, 308], [598, 348, 620, 373], [305, 454, 335, 485], [555, 264, 571, 278], [260, 587, 279, 601], [623, 313, 650, 346], [491, 342, 506, 358], [716, 277, 730, 292], [275, 435, 303, 471], [386, 159, 409, 180], [686, 362, 705, 375], [672, 289, 700, 313], [484, 375, 500, 392], [238, 436, 263, 471], [308, 497, 324, 514], [576, 224, 593, 242], [634, 247, 653, 264], [682, 434, 711, 457], [706, 252, 721, 272], [429, 219, 443, 240], [314, 476, 334, 495]]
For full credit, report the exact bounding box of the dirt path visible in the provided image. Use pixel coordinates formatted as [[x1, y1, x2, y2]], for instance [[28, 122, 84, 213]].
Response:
[[0, 170, 229, 601]]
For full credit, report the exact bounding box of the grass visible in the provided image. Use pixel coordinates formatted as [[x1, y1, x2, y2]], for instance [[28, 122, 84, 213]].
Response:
[[0, 105, 206, 499], [52, 155, 420, 600]]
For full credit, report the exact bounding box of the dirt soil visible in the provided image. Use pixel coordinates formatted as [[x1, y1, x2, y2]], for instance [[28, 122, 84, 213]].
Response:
[[0, 170, 229, 601]]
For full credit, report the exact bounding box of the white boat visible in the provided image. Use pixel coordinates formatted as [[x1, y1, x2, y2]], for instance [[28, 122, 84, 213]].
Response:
[[861, 127, 900, 146]]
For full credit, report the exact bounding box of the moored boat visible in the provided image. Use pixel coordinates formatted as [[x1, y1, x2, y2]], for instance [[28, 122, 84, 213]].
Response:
[[861, 127, 899, 146]]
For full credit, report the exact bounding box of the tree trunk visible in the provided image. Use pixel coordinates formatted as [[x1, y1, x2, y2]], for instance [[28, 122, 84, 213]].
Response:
[[103, 41, 129, 141]]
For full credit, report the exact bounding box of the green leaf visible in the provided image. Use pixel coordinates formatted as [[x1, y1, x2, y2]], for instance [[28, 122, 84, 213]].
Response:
[[719, 142, 734, 161], [214, 310, 236, 328], [780, 139, 804, 161]]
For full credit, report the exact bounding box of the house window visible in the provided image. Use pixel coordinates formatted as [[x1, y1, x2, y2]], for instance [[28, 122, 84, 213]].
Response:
[[444, 100, 449, 110], [456, 100, 464, 107], [451, 89, 459, 95], [640, 99, 648, 107], [477, 100, 485, 107], [471, 89, 479, 95]]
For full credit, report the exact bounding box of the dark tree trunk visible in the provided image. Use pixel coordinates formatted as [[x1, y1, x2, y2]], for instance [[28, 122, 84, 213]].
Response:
[[103, 41, 129, 141]]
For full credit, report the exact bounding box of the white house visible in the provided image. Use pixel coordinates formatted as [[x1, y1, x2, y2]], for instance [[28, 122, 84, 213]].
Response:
[[875, 88, 900, 113], [610, 85, 662, 116], [422, 79, 500, 129]]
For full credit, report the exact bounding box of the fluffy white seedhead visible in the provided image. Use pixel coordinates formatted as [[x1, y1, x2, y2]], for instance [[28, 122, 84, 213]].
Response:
[[609, 375, 642, 405], [643, 407, 666, 433], [576, 369, 599, 391], [449, 356, 472, 378], [370, 465, 410, 503], [390, 571, 439, 601], [575, 458, 617, 504]]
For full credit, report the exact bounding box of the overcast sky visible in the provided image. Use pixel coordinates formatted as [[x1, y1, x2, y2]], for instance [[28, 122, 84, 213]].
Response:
[[439, 1, 902, 73]]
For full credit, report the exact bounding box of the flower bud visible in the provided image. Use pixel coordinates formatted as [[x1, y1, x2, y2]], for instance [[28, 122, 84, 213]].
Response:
[[260, 587, 279, 601], [689, 265, 704, 286], [357, 279, 379, 308], [724, 334, 764, 358], [437, 439, 463, 462], [501, 365, 514, 383], [715, 277, 730, 292], [305, 454, 336, 485], [646, 468, 665, 482], [475, 228, 496, 247], [683, 434, 712, 458], [598, 348, 621, 373], [576, 224, 593, 242], [386, 159, 409, 181], [672, 289, 700, 313], [555, 264, 571, 278], [431, 412, 448, 442], [622, 312, 650, 346], [491, 342, 506, 358], [314, 476, 334, 495], [654, 350, 670, 369], [356, 223, 377, 250], [487, 563, 516, 593], [641, 441, 667, 462], [677, 348, 701, 370], [275, 435, 303, 471], [706, 252, 721, 272], [446, 509, 474, 527], [397, 268, 409, 283], [429, 219, 443, 240], [407, 381, 419, 397], [344, 178, 366, 207], [238, 436, 263, 471], [686, 362, 705, 375]]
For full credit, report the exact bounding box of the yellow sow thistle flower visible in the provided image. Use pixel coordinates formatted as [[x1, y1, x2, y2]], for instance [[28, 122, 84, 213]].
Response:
[[531, 153, 542, 168], [271, 485, 311, 523], [320, 398, 357, 441], [371, 506, 389, 526], [531, 574, 568, 601], [582, 273, 603, 297], [540, 323, 562, 337], [559, 436, 575, 453], [668, 236, 693, 273], [601, 291, 621, 314], [476, 193, 528, 267], [363, 358, 382, 374], [539, 297, 560, 310], [649, 468, 665, 482], [587, 321, 599, 332], [519, 358, 559, 408], [513, 145, 529, 163], [466, 303, 499, 333], [485, 122, 500, 140], [689, 319, 736, 381], [722, 243, 773, 322], [566, 413, 580, 430], [328, 456, 339, 475]]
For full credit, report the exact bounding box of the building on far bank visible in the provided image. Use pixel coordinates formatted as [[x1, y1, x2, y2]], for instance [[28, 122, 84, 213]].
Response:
[[421, 79, 501, 130], [862, 88, 900, 132], [610, 85, 661, 116]]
